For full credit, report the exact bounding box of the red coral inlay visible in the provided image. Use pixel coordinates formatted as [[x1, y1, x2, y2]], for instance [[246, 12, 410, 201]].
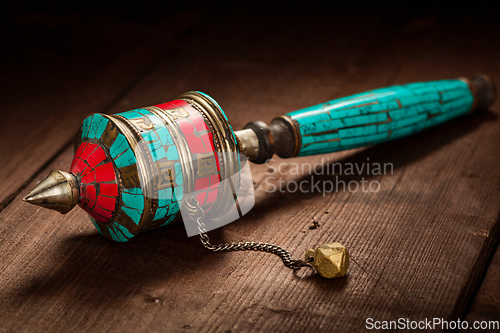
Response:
[[93, 206, 112, 220], [94, 163, 116, 182], [71, 159, 90, 176], [195, 177, 210, 191], [178, 120, 195, 136], [196, 192, 207, 205], [80, 143, 97, 161], [201, 135, 213, 151], [155, 99, 226, 213], [85, 184, 97, 202], [185, 136, 205, 154], [88, 210, 107, 223], [210, 175, 220, 190], [97, 196, 116, 211], [71, 142, 119, 224], [71, 142, 88, 169], [100, 183, 119, 197], [155, 100, 189, 110], [85, 147, 106, 167], [80, 172, 96, 184], [206, 189, 219, 204], [191, 115, 208, 132]]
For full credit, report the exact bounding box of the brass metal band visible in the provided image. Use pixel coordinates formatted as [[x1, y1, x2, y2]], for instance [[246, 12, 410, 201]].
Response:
[[145, 106, 196, 196], [458, 77, 478, 113], [178, 91, 241, 218], [145, 106, 199, 219], [61, 170, 80, 210], [482, 74, 498, 106], [461, 75, 497, 112], [108, 114, 155, 230], [272, 115, 302, 158]]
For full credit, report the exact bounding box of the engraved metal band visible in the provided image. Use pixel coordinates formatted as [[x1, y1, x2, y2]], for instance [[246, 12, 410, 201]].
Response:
[[145, 106, 198, 217], [108, 114, 155, 231], [178, 92, 241, 219]]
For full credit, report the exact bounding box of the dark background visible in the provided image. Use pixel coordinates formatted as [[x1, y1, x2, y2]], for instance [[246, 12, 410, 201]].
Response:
[[2, 1, 499, 61]]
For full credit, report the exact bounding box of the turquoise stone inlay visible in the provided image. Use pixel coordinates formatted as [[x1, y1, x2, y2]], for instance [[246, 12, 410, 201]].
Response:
[[287, 79, 474, 156], [85, 114, 108, 139], [109, 134, 128, 159], [116, 108, 184, 225], [81, 117, 91, 139], [160, 214, 176, 227], [121, 187, 145, 225], [80, 113, 142, 242], [108, 222, 135, 242], [119, 110, 144, 120], [113, 147, 136, 168]]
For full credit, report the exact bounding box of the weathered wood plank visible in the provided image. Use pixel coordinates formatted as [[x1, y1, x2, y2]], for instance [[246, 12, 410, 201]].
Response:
[[0, 12, 398, 332], [1, 7, 499, 333]]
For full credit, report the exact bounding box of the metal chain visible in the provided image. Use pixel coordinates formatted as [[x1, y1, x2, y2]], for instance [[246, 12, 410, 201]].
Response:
[[197, 218, 310, 270], [190, 199, 311, 270]]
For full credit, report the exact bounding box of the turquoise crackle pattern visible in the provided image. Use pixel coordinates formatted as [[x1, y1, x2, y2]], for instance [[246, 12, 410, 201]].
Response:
[[287, 80, 474, 156], [89, 217, 134, 243], [117, 108, 183, 227], [81, 113, 142, 242], [81, 113, 108, 140]]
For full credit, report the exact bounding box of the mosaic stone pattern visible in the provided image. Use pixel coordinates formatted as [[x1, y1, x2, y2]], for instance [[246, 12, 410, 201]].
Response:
[[73, 113, 142, 242], [287, 79, 475, 156], [72, 99, 222, 242], [117, 107, 183, 229], [155, 100, 221, 213], [70, 142, 119, 223]]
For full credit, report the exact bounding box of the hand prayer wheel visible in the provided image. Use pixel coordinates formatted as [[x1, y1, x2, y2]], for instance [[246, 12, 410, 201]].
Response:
[[24, 75, 496, 241], [23, 74, 495, 277]]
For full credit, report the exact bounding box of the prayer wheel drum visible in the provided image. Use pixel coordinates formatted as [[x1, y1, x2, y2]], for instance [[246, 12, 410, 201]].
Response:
[[71, 92, 240, 242]]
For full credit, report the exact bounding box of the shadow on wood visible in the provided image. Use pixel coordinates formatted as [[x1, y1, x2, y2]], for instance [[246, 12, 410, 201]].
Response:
[[249, 108, 497, 213]]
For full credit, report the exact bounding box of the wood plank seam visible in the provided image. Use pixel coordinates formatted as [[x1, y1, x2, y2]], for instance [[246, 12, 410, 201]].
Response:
[[457, 215, 500, 320]]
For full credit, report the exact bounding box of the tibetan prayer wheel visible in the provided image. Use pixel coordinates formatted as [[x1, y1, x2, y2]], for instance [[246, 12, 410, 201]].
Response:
[[24, 75, 496, 243]]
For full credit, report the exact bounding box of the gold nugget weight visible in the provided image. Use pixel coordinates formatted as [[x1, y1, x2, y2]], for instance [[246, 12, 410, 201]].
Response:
[[305, 243, 350, 279]]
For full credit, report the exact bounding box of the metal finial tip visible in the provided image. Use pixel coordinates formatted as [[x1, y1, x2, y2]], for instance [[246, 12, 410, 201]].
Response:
[[23, 170, 80, 214]]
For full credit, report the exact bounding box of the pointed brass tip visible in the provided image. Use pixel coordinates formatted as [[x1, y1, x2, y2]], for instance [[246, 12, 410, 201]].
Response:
[[23, 170, 80, 214]]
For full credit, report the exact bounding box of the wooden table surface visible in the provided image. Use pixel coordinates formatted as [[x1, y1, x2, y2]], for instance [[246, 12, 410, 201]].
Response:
[[1, 3, 499, 332]]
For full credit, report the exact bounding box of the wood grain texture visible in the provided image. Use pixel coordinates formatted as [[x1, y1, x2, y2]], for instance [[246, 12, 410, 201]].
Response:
[[1, 4, 499, 332], [463, 243, 500, 331]]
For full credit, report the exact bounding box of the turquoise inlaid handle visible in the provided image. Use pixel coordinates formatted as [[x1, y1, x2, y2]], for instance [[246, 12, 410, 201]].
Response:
[[286, 79, 475, 156]]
